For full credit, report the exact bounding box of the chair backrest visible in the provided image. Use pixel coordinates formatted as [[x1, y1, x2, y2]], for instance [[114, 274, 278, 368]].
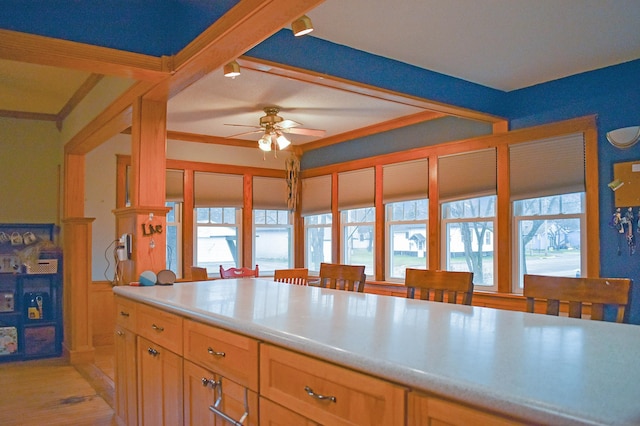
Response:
[[318, 263, 366, 292], [404, 269, 474, 305], [274, 268, 309, 286], [523, 274, 631, 322], [219, 264, 259, 279], [190, 266, 209, 281]]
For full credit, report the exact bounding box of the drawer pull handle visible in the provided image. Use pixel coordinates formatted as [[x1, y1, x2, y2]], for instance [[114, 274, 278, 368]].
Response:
[[116, 330, 124, 336], [151, 324, 164, 332], [304, 386, 337, 403], [147, 347, 159, 356], [207, 347, 226, 357], [209, 379, 249, 426], [201, 377, 220, 389], [119, 311, 130, 317]]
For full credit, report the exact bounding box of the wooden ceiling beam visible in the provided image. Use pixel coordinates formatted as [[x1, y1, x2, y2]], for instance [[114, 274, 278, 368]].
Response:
[[238, 57, 507, 125], [0, 29, 170, 82], [167, 130, 256, 149], [144, 0, 325, 102]]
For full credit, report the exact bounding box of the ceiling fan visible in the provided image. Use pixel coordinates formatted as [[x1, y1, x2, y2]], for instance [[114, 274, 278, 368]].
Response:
[[225, 107, 326, 152]]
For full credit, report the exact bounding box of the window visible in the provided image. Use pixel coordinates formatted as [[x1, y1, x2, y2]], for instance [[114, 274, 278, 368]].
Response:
[[442, 196, 496, 290], [195, 207, 240, 275], [386, 199, 428, 280], [165, 170, 184, 278], [254, 209, 292, 274], [165, 202, 182, 278], [301, 175, 332, 274], [342, 207, 375, 276], [305, 213, 332, 273], [510, 133, 586, 292], [514, 193, 585, 290]]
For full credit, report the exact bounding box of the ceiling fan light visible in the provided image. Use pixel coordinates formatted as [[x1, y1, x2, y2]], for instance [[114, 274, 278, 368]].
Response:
[[292, 15, 313, 36], [223, 61, 241, 78], [258, 134, 272, 151], [276, 133, 291, 150]]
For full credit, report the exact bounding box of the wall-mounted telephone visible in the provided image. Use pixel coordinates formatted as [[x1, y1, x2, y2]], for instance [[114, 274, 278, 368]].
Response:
[[117, 234, 132, 261]]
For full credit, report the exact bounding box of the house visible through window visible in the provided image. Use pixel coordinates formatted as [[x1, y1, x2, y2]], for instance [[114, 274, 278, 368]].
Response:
[[386, 199, 428, 280]]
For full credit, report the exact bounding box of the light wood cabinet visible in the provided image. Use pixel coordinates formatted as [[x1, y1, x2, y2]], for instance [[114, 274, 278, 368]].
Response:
[[184, 318, 259, 391], [136, 303, 183, 355], [259, 397, 321, 426], [184, 359, 258, 426], [137, 336, 183, 426], [114, 324, 137, 426], [260, 344, 406, 426], [407, 391, 523, 426], [115, 296, 137, 330]]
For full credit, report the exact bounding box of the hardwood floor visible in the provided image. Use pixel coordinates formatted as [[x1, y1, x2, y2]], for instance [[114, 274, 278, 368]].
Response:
[[0, 346, 118, 426]]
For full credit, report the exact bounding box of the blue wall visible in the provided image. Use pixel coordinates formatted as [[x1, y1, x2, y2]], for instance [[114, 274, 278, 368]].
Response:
[[0, 0, 238, 56], [508, 60, 640, 323]]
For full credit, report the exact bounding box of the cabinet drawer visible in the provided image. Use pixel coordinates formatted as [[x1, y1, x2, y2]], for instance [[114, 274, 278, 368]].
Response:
[[184, 319, 259, 391], [408, 392, 524, 426], [115, 296, 137, 331], [136, 303, 183, 355], [260, 344, 406, 426]]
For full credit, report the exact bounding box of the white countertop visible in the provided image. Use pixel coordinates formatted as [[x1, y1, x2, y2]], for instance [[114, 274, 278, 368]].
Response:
[[114, 279, 640, 425]]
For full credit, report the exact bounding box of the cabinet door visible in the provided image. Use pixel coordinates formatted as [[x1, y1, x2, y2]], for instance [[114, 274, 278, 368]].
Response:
[[184, 360, 216, 426], [184, 359, 259, 426], [137, 336, 183, 426], [408, 392, 523, 426], [260, 397, 320, 426], [114, 324, 137, 426]]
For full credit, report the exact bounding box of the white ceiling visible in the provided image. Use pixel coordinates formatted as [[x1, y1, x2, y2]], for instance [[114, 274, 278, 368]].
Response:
[[308, 0, 640, 91], [2, 0, 640, 147]]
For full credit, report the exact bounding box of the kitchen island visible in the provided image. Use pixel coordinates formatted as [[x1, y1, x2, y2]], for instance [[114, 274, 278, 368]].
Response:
[[113, 278, 640, 425]]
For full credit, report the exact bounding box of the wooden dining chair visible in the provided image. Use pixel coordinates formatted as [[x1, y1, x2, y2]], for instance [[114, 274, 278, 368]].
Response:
[[404, 269, 474, 305], [219, 264, 259, 279], [318, 263, 366, 292], [274, 268, 309, 285], [523, 274, 632, 322], [190, 266, 209, 281]]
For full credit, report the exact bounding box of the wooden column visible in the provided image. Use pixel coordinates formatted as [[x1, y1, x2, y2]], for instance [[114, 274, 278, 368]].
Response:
[[62, 217, 95, 364], [115, 97, 169, 283], [62, 152, 96, 364]]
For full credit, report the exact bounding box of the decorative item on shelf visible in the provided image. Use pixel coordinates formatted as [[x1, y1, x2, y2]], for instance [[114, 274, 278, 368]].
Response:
[[25, 292, 48, 320], [139, 270, 157, 286]]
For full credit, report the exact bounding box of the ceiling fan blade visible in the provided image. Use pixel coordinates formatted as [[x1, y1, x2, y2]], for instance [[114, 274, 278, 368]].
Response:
[[224, 123, 261, 128], [225, 129, 264, 138], [277, 119, 302, 129], [284, 127, 326, 137]]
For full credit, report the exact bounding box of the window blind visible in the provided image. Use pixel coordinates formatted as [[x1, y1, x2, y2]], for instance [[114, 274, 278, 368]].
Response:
[[383, 159, 428, 203], [438, 148, 497, 201], [194, 172, 243, 207], [338, 168, 375, 210], [510, 133, 585, 200], [301, 175, 332, 216], [166, 169, 184, 202], [253, 176, 288, 210]]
